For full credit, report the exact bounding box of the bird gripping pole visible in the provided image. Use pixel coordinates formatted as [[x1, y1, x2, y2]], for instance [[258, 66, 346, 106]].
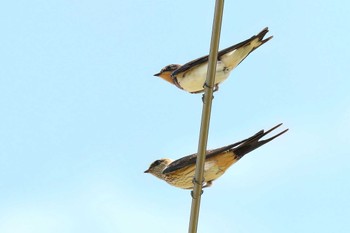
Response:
[[188, 1, 224, 233]]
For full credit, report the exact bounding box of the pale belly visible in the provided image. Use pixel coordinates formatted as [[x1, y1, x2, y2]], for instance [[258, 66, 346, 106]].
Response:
[[175, 62, 231, 93], [164, 152, 236, 189], [165, 164, 227, 189]]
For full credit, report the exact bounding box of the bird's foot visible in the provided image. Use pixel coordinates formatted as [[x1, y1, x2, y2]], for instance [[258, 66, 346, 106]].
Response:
[[192, 177, 205, 186], [202, 93, 215, 103], [190, 178, 208, 198], [203, 82, 213, 90], [191, 190, 204, 199]]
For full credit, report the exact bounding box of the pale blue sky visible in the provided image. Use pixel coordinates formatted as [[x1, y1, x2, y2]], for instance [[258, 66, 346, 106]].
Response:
[[0, 1, 349, 233]]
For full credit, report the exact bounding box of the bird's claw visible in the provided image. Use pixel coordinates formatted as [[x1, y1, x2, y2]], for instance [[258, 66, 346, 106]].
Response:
[[202, 94, 215, 103]]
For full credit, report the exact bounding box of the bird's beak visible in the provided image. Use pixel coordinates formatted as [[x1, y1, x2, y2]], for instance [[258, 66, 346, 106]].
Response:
[[154, 72, 161, 77], [144, 169, 149, 173]]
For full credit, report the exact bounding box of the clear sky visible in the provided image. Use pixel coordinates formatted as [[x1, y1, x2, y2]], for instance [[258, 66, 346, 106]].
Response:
[[0, 1, 349, 233]]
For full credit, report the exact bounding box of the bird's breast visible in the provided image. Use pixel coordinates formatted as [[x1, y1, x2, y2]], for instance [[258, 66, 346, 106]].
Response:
[[175, 62, 230, 93]]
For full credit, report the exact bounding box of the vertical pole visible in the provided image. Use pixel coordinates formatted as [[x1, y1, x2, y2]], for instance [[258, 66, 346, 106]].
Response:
[[188, 1, 224, 233]]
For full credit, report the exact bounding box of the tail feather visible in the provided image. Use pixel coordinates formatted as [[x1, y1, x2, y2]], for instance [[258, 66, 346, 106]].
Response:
[[256, 27, 273, 45], [218, 27, 272, 58], [218, 27, 273, 70], [233, 123, 288, 159]]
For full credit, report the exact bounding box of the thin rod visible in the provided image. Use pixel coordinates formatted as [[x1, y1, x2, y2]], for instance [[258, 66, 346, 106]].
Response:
[[188, 1, 225, 233]]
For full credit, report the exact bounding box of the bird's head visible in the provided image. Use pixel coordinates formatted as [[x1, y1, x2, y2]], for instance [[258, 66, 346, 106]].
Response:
[[144, 158, 173, 179], [154, 64, 181, 84]]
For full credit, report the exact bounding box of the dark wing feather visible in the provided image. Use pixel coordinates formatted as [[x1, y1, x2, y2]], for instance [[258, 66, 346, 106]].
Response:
[[171, 27, 271, 77], [233, 124, 288, 159], [162, 123, 288, 174], [162, 132, 262, 174]]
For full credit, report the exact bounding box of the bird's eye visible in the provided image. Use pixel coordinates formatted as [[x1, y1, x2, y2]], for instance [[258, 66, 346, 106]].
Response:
[[151, 160, 161, 167]]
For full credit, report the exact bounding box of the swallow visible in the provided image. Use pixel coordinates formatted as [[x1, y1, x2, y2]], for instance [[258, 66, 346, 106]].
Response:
[[145, 123, 288, 189], [154, 27, 272, 94]]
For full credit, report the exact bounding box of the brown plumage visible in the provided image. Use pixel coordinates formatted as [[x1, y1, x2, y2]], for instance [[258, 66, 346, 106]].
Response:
[[145, 123, 288, 189]]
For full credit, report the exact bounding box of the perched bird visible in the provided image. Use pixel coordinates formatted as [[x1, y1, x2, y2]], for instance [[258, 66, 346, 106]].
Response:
[[154, 27, 273, 94], [145, 123, 288, 189]]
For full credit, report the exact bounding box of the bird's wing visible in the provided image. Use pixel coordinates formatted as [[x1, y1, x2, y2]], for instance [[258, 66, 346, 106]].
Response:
[[162, 137, 254, 174], [171, 27, 271, 77], [162, 123, 288, 174], [171, 54, 210, 77]]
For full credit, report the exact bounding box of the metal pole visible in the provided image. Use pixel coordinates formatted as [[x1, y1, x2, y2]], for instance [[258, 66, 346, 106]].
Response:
[[188, 1, 224, 233]]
